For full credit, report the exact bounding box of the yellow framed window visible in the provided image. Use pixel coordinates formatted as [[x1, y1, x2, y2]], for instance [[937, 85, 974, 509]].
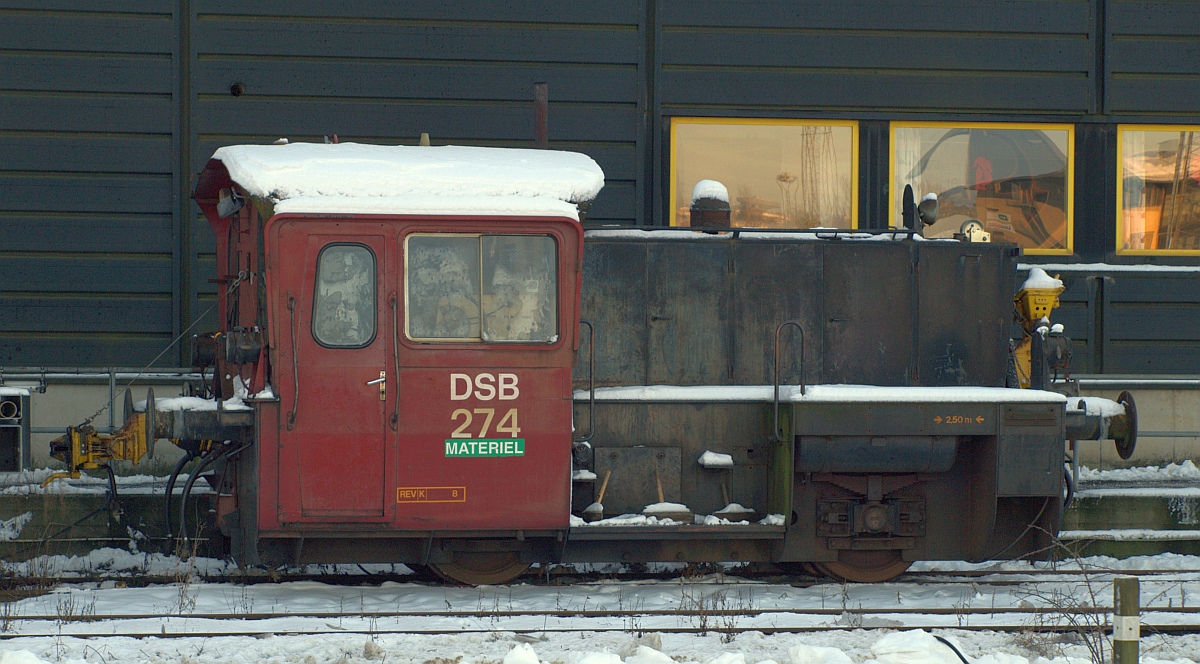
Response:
[[891, 122, 1074, 255], [1117, 126, 1200, 254], [669, 118, 858, 228]]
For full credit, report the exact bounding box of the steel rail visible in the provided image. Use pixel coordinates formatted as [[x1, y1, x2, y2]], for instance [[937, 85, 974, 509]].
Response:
[[5, 620, 1200, 640], [4, 566, 1200, 590], [8, 603, 1200, 624]]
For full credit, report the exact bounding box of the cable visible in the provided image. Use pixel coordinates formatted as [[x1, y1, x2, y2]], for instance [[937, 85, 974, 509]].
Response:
[[1062, 464, 1076, 510], [38, 464, 119, 547], [78, 271, 243, 427], [78, 303, 218, 427], [985, 497, 1052, 562], [163, 450, 197, 540], [175, 441, 252, 554], [176, 448, 222, 553], [932, 635, 972, 664]]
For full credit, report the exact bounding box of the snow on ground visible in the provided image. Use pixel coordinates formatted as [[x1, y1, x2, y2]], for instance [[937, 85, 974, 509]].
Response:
[[5, 629, 1200, 664], [1079, 461, 1200, 484], [0, 470, 210, 496], [2, 565, 1200, 663], [3, 628, 1195, 664], [3, 462, 1200, 662]]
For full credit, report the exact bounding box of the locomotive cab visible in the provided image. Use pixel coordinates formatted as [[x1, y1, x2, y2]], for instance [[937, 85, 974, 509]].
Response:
[[193, 142, 599, 583]]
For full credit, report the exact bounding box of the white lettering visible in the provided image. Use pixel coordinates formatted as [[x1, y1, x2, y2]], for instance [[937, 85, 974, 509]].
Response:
[[450, 374, 473, 400], [474, 374, 496, 401], [498, 373, 520, 400]]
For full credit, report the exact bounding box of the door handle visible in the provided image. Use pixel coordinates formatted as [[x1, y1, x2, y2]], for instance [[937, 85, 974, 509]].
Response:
[[367, 371, 386, 400]]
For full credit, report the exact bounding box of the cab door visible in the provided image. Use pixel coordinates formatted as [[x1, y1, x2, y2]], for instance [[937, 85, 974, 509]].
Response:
[[271, 219, 394, 520], [392, 226, 578, 531]]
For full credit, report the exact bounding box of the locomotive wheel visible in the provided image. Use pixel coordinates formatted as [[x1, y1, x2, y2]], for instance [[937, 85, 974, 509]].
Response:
[[774, 561, 822, 578], [431, 551, 530, 585], [814, 551, 911, 583]]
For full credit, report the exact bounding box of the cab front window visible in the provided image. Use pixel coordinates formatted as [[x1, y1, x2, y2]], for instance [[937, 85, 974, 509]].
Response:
[[405, 234, 558, 343]]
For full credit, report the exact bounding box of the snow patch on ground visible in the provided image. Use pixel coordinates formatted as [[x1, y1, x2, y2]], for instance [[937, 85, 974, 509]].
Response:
[[0, 510, 32, 541], [2, 553, 1200, 662], [1080, 460, 1200, 483], [0, 625, 1197, 664]]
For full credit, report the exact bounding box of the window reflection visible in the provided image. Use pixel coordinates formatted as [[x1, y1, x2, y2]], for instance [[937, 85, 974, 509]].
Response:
[[313, 244, 376, 347], [482, 236, 556, 342], [893, 124, 1073, 253], [1119, 128, 1200, 252], [406, 234, 558, 342], [406, 236, 481, 340], [671, 119, 857, 228]]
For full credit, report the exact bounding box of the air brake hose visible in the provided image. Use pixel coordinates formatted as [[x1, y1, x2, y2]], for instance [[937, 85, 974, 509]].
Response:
[[176, 448, 221, 553], [163, 450, 197, 540]]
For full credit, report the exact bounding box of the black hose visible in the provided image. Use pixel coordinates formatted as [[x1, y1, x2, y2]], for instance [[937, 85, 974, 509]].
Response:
[[1062, 465, 1076, 510], [176, 448, 221, 553], [163, 451, 196, 540], [40, 464, 119, 546], [933, 635, 972, 664]]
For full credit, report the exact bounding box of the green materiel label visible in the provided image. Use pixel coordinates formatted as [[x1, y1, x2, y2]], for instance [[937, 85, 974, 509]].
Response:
[[444, 439, 526, 457]]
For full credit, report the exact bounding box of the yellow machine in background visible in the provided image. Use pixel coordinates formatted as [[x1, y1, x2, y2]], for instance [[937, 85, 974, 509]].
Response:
[[1012, 269, 1066, 389]]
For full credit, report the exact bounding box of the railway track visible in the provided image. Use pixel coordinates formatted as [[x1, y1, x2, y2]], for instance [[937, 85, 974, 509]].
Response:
[[4, 606, 1200, 639], [4, 559, 1200, 587]]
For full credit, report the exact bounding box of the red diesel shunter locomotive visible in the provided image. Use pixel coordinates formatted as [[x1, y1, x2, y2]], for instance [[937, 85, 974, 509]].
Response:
[[176, 141, 1136, 584]]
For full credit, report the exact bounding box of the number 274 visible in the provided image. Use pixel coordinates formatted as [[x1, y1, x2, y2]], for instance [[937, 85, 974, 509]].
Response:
[[450, 408, 521, 438]]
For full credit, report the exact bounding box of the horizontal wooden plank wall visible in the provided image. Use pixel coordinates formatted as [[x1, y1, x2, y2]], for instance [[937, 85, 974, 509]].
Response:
[[188, 0, 645, 331], [1, 0, 1199, 374], [656, 0, 1096, 115], [1104, 275, 1200, 373], [0, 1, 180, 366], [1106, 0, 1200, 115]]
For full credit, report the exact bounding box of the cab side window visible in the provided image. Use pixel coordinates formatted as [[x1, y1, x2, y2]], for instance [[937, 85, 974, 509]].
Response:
[[313, 244, 376, 347]]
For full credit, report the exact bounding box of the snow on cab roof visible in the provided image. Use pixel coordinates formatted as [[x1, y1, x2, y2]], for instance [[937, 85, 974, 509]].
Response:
[[212, 142, 605, 220]]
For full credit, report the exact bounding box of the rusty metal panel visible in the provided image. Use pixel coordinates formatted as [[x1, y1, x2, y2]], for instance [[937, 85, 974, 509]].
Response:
[[645, 241, 732, 385], [795, 402, 1001, 437], [821, 242, 914, 385], [582, 401, 777, 518], [916, 243, 1015, 386], [731, 241, 823, 385], [577, 240, 649, 387], [593, 446, 682, 517], [996, 434, 1062, 496]]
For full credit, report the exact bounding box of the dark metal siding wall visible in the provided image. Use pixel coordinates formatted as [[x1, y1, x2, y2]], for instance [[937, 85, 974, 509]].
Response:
[[188, 1, 646, 335], [0, 1, 181, 366], [0, 0, 645, 367], [651, 0, 1114, 231], [1107, 1, 1200, 115], [0, 0, 1198, 371], [657, 1, 1097, 114]]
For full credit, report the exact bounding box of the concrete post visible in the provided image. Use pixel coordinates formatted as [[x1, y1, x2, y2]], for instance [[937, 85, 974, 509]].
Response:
[[1113, 576, 1139, 664]]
